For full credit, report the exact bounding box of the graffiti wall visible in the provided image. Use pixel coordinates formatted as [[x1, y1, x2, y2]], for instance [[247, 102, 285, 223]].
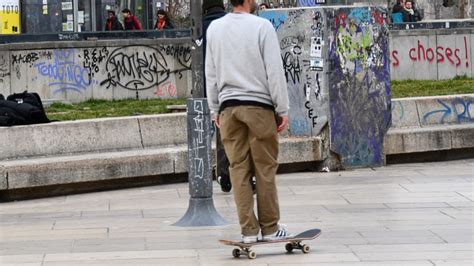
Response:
[[392, 95, 474, 128], [260, 8, 329, 136], [327, 7, 392, 168], [390, 31, 473, 80], [0, 42, 192, 102], [261, 6, 391, 168]]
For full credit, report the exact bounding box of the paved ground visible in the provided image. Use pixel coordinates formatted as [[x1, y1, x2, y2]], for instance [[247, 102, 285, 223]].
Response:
[[0, 159, 473, 265]]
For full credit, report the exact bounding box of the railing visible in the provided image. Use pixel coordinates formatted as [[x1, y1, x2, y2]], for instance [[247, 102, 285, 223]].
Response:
[[0, 29, 192, 44]]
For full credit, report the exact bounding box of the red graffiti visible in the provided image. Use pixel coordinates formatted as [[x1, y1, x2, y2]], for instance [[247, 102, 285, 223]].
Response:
[[392, 50, 400, 66], [372, 11, 385, 25], [392, 36, 470, 68], [154, 81, 177, 98]]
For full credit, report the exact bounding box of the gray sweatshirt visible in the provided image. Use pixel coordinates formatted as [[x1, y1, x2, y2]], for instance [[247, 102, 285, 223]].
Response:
[[205, 12, 289, 115]]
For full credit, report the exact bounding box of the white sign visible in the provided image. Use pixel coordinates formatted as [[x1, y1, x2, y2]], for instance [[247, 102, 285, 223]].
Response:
[[61, 2, 73, 10], [310, 58, 324, 71], [310, 37, 323, 57], [78, 11, 84, 23]]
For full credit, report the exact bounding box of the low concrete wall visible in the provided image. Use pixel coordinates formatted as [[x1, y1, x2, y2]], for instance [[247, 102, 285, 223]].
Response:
[[0, 113, 187, 160], [1, 95, 472, 197], [384, 94, 474, 154], [0, 112, 325, 192], [0, 38, 192, 103]]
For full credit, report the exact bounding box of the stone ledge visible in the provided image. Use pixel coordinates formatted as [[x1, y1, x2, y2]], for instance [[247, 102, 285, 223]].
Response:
[[0, 113, 187, 161], [384, 124, 474, 155], [0, 137, 323, 191]]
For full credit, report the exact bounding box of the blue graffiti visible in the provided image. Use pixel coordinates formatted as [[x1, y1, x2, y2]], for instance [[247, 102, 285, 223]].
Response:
[[260, 11, 287, 31], [298, 0, 324, 7], [452, 99, 474, 122], [348, 8, 371, 24], [34, 50, 91, 94], [290, 118, 309, 136], [392, 101, 405, 121], [423, 98, 474, 124]]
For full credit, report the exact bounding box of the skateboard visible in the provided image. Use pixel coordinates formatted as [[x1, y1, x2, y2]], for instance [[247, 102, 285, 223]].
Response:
[[219, 228, 321, 259]]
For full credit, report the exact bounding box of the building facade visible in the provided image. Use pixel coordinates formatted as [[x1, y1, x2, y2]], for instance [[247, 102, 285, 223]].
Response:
[[17, 0, 168, 34]]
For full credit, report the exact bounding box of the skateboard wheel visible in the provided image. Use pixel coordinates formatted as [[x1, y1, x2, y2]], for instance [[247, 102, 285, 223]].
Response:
[[248, 250, 257, 259], [285, 243, 294, 253], [232, 248, 240, 258], [302, 244, 310, 253]]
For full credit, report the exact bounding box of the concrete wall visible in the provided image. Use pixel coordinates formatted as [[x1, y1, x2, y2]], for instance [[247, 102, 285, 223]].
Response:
[[390, 29, 473, 80], [327, 7, 392, 168], [261, 6, 392, 168], [0, 39, 192, 102], [385, 94, 474, 154], [391, 94, 474, 128], [260, 9, 329, 137]]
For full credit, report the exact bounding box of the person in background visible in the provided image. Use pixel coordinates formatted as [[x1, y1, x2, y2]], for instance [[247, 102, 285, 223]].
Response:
[[392, 0, 406, 13], [121, 8, 142, 30], [105, 10, 123, 31], [155, 9, 174, 30], [259, 2, 269, 10], [402, 1, 422, 22], [202, 0, 227, 97]]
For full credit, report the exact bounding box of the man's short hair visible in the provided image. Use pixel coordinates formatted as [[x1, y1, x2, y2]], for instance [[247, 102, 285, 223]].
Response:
[[107, 10, 115, 16], [202, 0, 225, 12], [121, 8, 131, 14], [230, 0, 244, 7]]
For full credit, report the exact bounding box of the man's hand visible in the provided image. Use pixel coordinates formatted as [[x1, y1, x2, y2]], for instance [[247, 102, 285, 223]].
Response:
[[276, 115, 288, 133], [214, 115, 221, 128]]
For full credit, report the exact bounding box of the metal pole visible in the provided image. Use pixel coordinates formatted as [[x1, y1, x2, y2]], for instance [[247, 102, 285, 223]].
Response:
[[174, 0, 227, 227]]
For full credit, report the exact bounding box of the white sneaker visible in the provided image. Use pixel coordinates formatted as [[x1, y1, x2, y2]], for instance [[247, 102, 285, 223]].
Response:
[[241, 234, 258, 244], [262, 225, 293, 241]]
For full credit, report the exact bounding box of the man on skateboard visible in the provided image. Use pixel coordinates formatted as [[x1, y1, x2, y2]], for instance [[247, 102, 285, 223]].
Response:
[[205, 0, 292, 243]]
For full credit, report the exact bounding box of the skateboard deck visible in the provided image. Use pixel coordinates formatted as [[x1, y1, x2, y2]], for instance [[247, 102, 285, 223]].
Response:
[[219, 228, 321, 259]]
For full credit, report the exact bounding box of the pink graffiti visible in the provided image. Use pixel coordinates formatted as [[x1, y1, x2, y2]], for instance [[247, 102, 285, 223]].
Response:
[[154, 81, 177, 98]]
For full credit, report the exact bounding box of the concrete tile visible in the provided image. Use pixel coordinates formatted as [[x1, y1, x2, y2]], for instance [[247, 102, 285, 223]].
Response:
[[349, 243, 473, 253], [0, 228, 107, 241], [431, 260, 474, 266], [385, 203, 452, 209], [0, 240, 73, 255], [43, 258, 198, 266], [0, 254, 44, 264], [270, 262, 433, 266], [430, 229, 474, 243], [72, 238, 146, 253], [355, 251, 473, 261], [1, 263, 42, 266], [43, 250, 198, 262], [358, 230, 445, 245]]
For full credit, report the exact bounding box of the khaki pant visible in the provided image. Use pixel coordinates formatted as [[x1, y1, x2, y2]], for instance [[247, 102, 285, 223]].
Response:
[[219, 106, 280, 236]]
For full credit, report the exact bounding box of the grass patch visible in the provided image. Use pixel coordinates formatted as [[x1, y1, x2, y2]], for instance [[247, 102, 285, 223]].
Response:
[[46, 98, 186, 121], [391, 76, 474, 98], [45, 77, 474, 121]]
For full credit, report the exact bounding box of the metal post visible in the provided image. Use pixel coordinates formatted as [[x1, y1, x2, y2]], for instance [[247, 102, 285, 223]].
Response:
[[174, 0, 227, 227]]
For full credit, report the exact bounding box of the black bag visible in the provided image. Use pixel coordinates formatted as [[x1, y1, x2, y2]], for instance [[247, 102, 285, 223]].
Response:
[[0, 91, 50, 127]]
